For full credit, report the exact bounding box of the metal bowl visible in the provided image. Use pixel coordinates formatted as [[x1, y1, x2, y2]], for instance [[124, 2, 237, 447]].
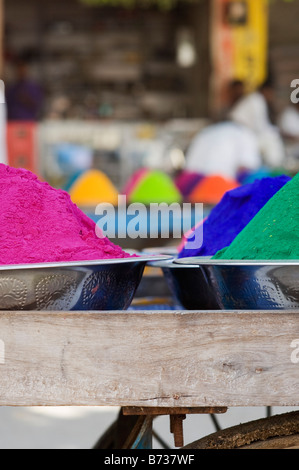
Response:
[[0, 255, 170, 311], [174, 257, 299, 310], [151, 258, 221, 310]]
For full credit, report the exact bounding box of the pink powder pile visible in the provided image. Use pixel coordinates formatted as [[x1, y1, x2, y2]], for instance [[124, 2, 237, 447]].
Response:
[[0, 164, 131, 265]]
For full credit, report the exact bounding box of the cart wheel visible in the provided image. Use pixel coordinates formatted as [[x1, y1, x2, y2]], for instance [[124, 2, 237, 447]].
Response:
[[93, 420, 118, 449], [183, 410, 299, 449]]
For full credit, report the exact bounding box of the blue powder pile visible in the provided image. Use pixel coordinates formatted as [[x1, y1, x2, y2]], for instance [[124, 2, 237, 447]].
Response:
[[178, 175, 291, 258]]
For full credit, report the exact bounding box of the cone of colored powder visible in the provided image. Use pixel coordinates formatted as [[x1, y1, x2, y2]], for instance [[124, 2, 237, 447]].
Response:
[[174, 170, 204, 198], [237, 166, 272, 185], [188, 174, 239, 205], [128, 170, 182, 205], [213, 173, 299, 260], [122, 168, 149, 197], [64, 170, 84, 192], [0, 164, 131, 264], [179, 175, 291, 258], [69, 169, 119, 207]]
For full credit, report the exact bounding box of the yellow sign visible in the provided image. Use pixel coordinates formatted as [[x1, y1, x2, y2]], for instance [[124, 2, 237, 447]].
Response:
[[231, 0, 268, 91], [211, 0, 268, 110]]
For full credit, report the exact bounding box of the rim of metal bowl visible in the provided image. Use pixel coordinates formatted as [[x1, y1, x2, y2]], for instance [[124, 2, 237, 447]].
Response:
[[0, 255, 172, 271], [174, 257, 299, 267], [150, 256, 216, 268]]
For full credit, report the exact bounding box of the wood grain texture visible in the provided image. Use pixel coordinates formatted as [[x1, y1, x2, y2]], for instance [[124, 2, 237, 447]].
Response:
[[0, 310, 298, 407]]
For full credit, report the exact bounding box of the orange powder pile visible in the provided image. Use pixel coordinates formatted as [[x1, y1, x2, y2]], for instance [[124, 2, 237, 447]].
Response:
[[188, 175, 240, 205], [69, 169, 119, 207]]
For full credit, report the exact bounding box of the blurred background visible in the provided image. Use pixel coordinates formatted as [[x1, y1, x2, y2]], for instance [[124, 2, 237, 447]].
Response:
[[2, 0, 299, 194], [1, 0, 299, 449]]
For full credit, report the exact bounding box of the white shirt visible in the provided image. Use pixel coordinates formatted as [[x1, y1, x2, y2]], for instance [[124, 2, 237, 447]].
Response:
[[279, 106, 299, 159], [228, 92, 270, 135], [228, 92, 285, 167], [185, 122, 261, 180], [279, 106, 299, 138]]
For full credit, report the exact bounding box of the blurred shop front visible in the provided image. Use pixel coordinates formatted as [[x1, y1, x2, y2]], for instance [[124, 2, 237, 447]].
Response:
[[3, 0, 299, 190], [3, 0, 210, 188]]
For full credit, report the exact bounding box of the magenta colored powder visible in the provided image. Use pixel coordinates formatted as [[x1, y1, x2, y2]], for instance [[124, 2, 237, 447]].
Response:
[[174, 171, 204, 198], [0, 164, 131, 265]]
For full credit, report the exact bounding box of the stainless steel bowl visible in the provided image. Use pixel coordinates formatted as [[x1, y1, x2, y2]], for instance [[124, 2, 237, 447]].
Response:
[[0, 255, 169, 311], [175, 258, 299, 310], [151, 258, 221, 310]]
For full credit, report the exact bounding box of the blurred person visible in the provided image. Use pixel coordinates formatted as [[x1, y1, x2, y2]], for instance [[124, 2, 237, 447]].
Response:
[[228, 80, 275, 133], [226, 79, 246, 109], [279, 101, 299, 140], [228, 80, 286, 168], [214, 79, 246, 122], [6, 57, 43, 121], [185, 121, 262, 180], [279, 101, 299, 159]]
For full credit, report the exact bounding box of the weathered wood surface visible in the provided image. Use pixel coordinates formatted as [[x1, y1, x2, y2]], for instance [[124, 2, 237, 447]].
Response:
[[0, 310, 298, 407]]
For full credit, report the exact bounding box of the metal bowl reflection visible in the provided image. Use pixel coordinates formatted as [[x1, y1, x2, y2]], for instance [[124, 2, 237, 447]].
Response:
[[174, 258, 299, 310], [151, 258, 221, 310], [0, 256, 169, 311]]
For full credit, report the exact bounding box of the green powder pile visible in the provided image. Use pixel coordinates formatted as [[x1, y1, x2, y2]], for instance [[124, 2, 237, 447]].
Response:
[[128, 170, 182, 205], [213, 172, 299, 260]]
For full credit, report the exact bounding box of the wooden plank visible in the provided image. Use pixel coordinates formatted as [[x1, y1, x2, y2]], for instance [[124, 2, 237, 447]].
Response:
[[0, 310, 298, 407]]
